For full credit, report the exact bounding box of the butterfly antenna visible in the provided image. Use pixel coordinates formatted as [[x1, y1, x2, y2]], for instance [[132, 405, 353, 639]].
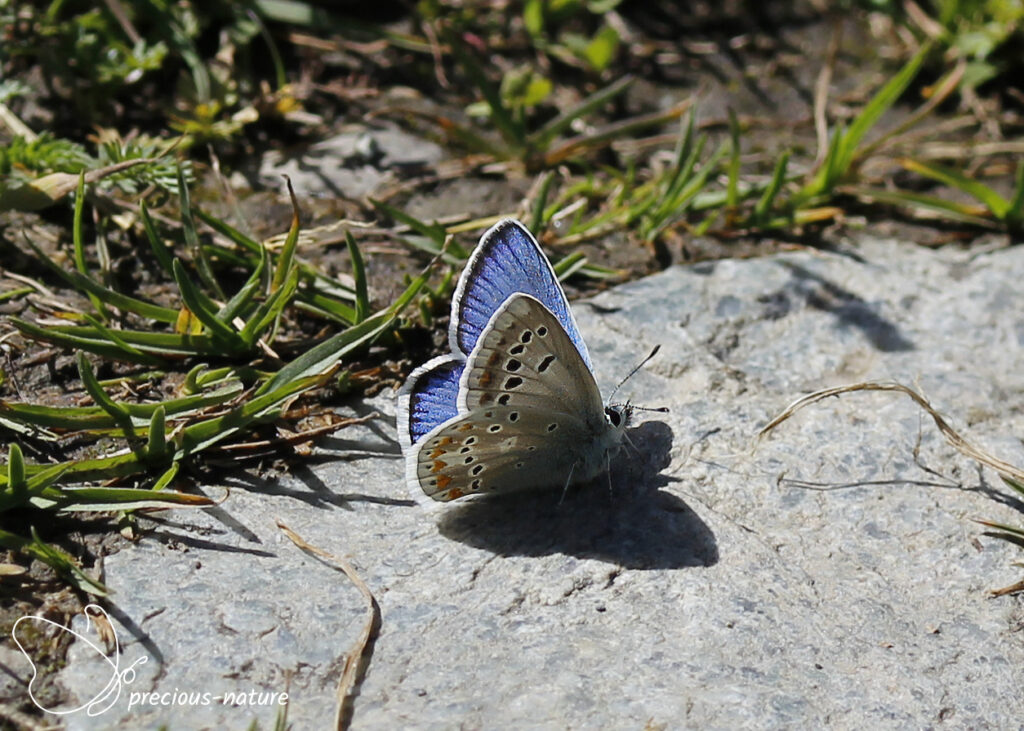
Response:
[[607, 344, 664, 405]]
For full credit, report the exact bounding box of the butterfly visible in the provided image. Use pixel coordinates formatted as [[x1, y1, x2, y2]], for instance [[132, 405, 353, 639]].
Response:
[[397, 218, 634, 502]]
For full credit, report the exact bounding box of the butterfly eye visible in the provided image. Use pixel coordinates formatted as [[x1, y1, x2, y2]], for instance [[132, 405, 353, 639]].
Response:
[[605, 407, 622, 427]]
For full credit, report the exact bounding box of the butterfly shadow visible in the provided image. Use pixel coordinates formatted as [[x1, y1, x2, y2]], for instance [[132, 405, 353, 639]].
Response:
[[437, 420, 718, 570]]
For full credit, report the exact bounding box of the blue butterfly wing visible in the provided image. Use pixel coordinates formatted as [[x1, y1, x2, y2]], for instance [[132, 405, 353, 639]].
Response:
[[449, 219, 593, 371], [396, 355, 464, 447]]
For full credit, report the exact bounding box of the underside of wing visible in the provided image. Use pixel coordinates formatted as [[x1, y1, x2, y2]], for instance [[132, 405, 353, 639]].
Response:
[[461, 294, 605, 423], [413, 406, 589, 501]]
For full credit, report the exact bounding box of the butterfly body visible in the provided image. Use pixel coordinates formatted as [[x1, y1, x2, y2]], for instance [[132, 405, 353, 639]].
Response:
[[397, 220, 630, 502]]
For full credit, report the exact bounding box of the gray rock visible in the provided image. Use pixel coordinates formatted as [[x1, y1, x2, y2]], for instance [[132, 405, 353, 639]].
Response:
[[258, 128, 444, 200], [46, 236, 1024, 729]]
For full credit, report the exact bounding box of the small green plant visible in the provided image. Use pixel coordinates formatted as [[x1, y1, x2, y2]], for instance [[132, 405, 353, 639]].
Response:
[[1, 174, 429, 592], [523, 0, 623, 72], [0, 1, 281, 142]]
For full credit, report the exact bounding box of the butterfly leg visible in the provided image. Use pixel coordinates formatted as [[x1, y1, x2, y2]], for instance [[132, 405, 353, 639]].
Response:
[[558, 462, 577, 507], [606, 450, 613, 499]]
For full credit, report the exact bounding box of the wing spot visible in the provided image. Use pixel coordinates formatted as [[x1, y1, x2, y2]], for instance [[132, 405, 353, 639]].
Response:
[[520, 330, 533, 343], [497, 394, 511, 405], [538, 354, 557, 372], [457, 423, 473, 432], [537, 326, 548, 337], [504, 376, 523, 390], [527, 445, 537, 451], [437, 475, 452, 490], [484, 410, 495, 418], [471, 479, 482, 490], [488, 424, 502, 433], [515, 462, 524, 469], [510, 344, 526, 355], [444, 486, 464, 499], [547, 423, 558, 432], [464, 456, 474, 464], [506, 358, 522, 372], [459, 446, 471, 454], [464, 437, 477, 445], [432, 459, 448, 472], [509, 412, 519, 422], [471, 465, 484, 475]]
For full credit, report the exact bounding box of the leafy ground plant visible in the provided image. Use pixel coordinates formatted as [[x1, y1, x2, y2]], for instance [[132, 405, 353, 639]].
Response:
[[1, 174, 429, 594]]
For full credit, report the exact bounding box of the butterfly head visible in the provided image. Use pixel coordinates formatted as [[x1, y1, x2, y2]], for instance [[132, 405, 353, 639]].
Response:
[[604, 402, 633, 434]]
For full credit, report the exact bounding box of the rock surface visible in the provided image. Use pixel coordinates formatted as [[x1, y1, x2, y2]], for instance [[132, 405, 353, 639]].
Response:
[[25, 235, 1024, 728], [258, 127, 444, 199]]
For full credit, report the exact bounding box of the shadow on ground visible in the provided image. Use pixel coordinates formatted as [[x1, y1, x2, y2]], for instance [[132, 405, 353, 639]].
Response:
[[438, 421, 717, 569]]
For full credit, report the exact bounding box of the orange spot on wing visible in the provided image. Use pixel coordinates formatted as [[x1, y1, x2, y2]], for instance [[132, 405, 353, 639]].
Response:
[[429, 447, 445, 458], [437, 474, 452, 490], [479, 371, 492, 387], [444, 486, 464, 500], [431, 459, 447, 473], [457, 423, 473, 432]]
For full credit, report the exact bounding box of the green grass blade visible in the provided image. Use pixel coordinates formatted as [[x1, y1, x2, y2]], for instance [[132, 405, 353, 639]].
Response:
[[9, 318, 167, 365], [726, 108, 741, 209], [240, 265, 298, 345], [369, 199, 448, 247], [552, 252, 587, 280], [71, 173, 108, 319], [527, 75, 632, 150], [172, 259, 243, 348], [79, 314, 153, 362], [529, 171, 556, 232], [178, 166, 225, 300], [0, 527, 107, 595], [838, 44, 930, 173], [140, 199, 177, 275], [46, 325, 221, 355], [19, 236, 179, 323], [271, 185, 302, 294], [0, 383, 242, 430], [152, 461, 179, 491], [180, 374, 321, 455], [195, 209, 263, 255], [7, 443, 26, 502], [345, 229, 370, 324], [147, 406, 167, 460], [76, 353, 132, 425], [257, 263, 430, 396], [754, 150, 792, 221], [844, 186, 996, 227], [298, 294, 359, 326], [901, 158, 1010, 218], [449, 34, 525, 150], [1007, 162, 1024, 228], [41, 486, 214, 512]]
